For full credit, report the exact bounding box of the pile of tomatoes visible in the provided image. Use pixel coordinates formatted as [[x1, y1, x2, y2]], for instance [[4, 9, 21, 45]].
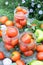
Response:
[[0, 6, 43, 65]]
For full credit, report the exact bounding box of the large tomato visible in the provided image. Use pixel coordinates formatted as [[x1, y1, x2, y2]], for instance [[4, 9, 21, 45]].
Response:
[[5, 20, 14, 26], [16, 60, 25, 65], [0, 16, 8, 24], [24, 50, 33, 57], [21, 33, 31, 44], [37, 52, 43, 60], [11, 51, 21, 62], [6, 27, 18, 38], [0, 51, 5, 60], [4, 44, 13, 51], [36, 45, 43, 52]]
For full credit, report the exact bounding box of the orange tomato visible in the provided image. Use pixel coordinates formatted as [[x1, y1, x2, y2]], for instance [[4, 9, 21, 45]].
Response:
[[6, 27, 18, 38], [5, 20, 14, 26], [22, 9, 27, 14], [0, 16, 8, 24], [16, 6, 22, 12], [36, 45, 43, 52], [40, 24, 43, 29], [24, 50, 33, 57], [37, 52, 43, 60], [16, 60, 25, 65], [11, 51, 21, 62], [0, 30, 2, 37], [4, 44, 13, 51], [16, 23, 23, 29], [0, 51, 5, 60], [20, 19, 26, 26], [11, 39, 18, 46], [21, 33, 31, 44]]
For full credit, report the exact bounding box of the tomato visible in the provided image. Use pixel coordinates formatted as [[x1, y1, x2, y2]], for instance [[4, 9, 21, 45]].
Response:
[[36, 45, 43, 52], [24, 50, 33, 57], [16, 23, 23, 29], [0, 16, 8, 24], [0, 30, 2, 37], [16, 6, 22, 12], [16, 60, 25, 65], [4, 44, 13, 51], [22, 9, 27, 14], [11, 39, 18, 46], [11, 51, 21, 62], [4, 36, 11, 44], [21, 33, 31, 44], [0, 51, 5, 60], [6, 27, 18, 38], [37, 52, 43, 60], [20, 19, 26, 26], [5, 20, 14, 26], [19, 44, 28, 52]]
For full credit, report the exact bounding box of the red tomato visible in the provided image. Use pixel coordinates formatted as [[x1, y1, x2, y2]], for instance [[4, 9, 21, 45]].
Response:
[[21, 33, 31, 44], [4, 44, 13, 51], [11, 51, 21, 62], [16, 23, 23, 29], [37, 52, 43, 60], [36, 45, 43, 52], [0, 51, 5, 60], [24, 50, 33, 56], [6, 27, 18, 38], [11, 39, 18, 46], [20, 19, 26, 26], [16, 60, 25, 65], [19, 44, 28, 52], [0, 16, 8, 24]]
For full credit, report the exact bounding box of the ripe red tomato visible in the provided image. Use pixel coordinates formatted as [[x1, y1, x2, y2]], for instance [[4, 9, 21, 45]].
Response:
[[11, 51, 21, 62], [20, 19, 26, 26], [21, 33, 31, 44], [0, 51, 5, 60], [36, 45, 43, 52], [16, 23, 23, 29], [6, 27, 18, 38], [4, 44, 13, 51], [37, 52, 43, 60], [24, 50, 33, 56], [16, 60, 25, 65], [11, 39, 18, 46], [19, 44, 28, 52], [0, 16, 8, 24]]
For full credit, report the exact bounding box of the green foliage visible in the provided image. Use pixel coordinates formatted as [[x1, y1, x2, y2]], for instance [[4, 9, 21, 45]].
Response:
[[0, 0, 43, 20]]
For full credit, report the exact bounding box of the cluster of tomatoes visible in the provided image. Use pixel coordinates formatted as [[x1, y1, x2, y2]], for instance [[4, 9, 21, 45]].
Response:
[[14, 6, 28, 29]]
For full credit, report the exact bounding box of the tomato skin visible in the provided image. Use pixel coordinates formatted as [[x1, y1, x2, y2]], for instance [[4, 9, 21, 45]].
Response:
[[36, 45, 43, 52], [19, 44, 28, 52], [16, 23, 23, 29], [16, 6, 22, 12], [16, 60, 25, 65], [0, 52, 5, 60], [24, 50, 33, 56], [4, 44, 13, 51], [6, 27, 18, 38], [0, 16, 8, 24], [0, 30, 2, 37], [11, 39, 18, 46], [5, 20, 14, 26], [22, 9, 27, 14], [21, 33, 31, 44], [11, 51, 21, 62], [37, 52, 43, 60], [20, 19, 26, 26]]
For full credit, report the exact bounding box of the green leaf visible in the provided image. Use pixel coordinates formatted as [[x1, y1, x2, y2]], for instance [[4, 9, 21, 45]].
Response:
[[0, 38, 2, 42]]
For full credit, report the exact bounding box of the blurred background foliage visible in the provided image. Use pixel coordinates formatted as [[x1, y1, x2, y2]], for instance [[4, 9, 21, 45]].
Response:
[[0, 0, 43, 20]]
